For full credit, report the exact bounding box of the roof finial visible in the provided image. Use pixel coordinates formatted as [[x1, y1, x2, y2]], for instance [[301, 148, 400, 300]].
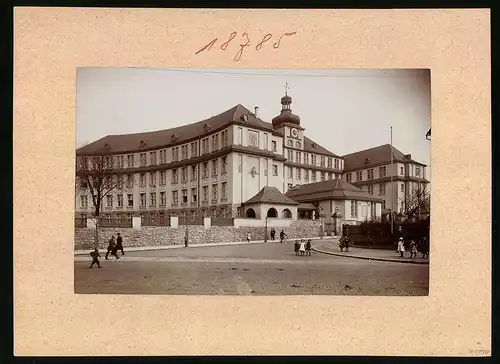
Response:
[[284, 81, 290, 96]]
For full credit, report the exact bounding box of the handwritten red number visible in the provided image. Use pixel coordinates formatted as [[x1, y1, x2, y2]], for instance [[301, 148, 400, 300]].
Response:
[[273, 31, 297, 49], [221, 32, 237, 50], [234, 32, 251, 61], [256, 33, 272, 50], [195, 38, 218, 55]]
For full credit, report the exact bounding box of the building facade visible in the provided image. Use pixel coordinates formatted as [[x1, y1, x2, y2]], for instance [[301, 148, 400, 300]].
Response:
[[75, 93, 344, 221]]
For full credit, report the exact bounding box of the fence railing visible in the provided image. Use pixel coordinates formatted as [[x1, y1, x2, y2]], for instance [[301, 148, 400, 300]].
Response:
[[75, 217, 87, 228], [98, 218, 133, 228], [211, 218, 234, 226], [178, 216, 204, 226], [142, 216, 171, 227]]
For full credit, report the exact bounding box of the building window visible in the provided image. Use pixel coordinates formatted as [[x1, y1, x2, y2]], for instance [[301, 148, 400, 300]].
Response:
[[370, 202, 376, 218], [139, 153, 146, 166], [181, 189, 188, 204], [272, 164, 278, 176], [416, 166, 421, 177], [172, 169, 178, 184], [287, 139, 293, 147], [116, 155, 124, 168], [327, 158, 332, 168], [79, 180, 88, 189], [139, 173, 146, 187], [159, 150, 166, 163], [401, 183, 405, 192], [264, 133, 268, 150], [350, 200, 358, 218], [304, 170, 309, 181], [304, 153, 309, 165], [212, 159, 218, 175], [311, 155, 317, 165], [368, 169, 374, 180], [221, 182, 227, 199], [160, 191, 166, 206], [334, 159, 339, 169], [140, 193, 146, 206], [296, 151, 301, 163], [287, 150, 293, 162], [321, 171, 325, 181], [287, 166, 293, 179], [320, 156, 325, 167], [211, 135, 218, 151], [117, 194, 123, 207], [150, 192, 156, 206], [382, 200, 386, 210], [149, 172, 156, 186], [181, 167, 188, 182], [203, 186, 208, 201], [127, 194, 133, 207], [203, 162, 208, 178], [296, 141, 301, 149], [126, 174, 134, 188], [172, 147, 179, 162], [379, 166, 387, 177], [212, 184, 218, 201], [368, 185, 373, 195], [311, 171, 316, 182], [106, 195, 113, 207], [149, 151, 157, 165], [190, 142, 198, 157], [160, 171, 166, 185], [221, 130, 228, 148], [400, 166, 404, 175], [181, 145, 188, 160], [271, 140, 277, 152], [191, 188, 197, 203], [172, 190, 179, 204], [356, 171, 363, 181], [191, 165, 197, 181], [380, 183, 386, 194], [296, 168, 301, 179], [221, 156, 227, 174], [127, 154, 134, 168], [238, 127, 243, 145], [80, 195, 88, 208]]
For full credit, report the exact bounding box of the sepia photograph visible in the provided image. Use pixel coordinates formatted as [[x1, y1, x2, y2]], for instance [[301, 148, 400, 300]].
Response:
[[74, 68, 431, 296]]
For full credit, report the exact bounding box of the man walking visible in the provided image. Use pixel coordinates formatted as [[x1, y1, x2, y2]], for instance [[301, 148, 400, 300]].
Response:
[[105, 235, 118, 260], [116, 233, 124, 256], [279, 230, 287, 243], [89, 247, 101, 268]]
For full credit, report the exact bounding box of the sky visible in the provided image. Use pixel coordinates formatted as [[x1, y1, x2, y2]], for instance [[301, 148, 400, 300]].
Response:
[[77, 68, 431, 174]]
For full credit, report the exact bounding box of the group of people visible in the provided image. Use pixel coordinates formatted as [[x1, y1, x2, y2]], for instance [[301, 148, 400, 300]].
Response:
[[246, 229, 289, 243], [294, 239, 311, 256], [396, 236, 429, 259], [89, 233, 125, 268]]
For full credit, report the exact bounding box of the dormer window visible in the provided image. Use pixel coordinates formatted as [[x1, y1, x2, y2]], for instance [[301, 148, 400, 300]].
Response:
[[241, 114, 249, 122], [171, 134, 177, 142], [364, 158, 370, 164], [311, 143, 317, 148], [204, 123, 212, 132], [139, 140, 146, 148]]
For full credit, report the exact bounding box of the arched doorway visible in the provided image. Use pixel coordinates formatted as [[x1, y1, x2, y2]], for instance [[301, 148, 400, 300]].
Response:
[[282, 208, 292, 218], [267, 208, 278, 218], [245, 208, 256, 218]]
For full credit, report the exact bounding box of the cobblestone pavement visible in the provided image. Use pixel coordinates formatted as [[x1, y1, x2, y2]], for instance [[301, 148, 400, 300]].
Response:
[[75, 241, 429, 296]]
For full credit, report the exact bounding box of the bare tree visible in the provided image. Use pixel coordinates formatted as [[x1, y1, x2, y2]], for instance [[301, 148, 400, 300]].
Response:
[[400, 183, 430, 223]]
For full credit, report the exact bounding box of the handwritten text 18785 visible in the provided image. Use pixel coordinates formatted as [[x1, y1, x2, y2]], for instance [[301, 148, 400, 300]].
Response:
[[195, 31, 297, 62]]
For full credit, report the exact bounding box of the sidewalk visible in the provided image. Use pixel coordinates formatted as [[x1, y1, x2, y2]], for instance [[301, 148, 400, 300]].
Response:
[[74, 236, 334, 256], [312, 241, 429, 265]]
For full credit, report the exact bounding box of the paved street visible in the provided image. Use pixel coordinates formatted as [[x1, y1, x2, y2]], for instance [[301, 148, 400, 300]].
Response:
[[75, 241, 429, 295]]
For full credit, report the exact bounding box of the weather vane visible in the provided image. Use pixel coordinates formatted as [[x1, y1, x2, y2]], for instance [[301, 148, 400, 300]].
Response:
[[284, 81, 290, 96]]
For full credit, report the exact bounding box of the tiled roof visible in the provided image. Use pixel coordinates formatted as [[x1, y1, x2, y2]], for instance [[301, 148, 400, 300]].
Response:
[[77, 104, 279, 156], [244, 186, 300, 206], [342, 144, 426, 172], [303, 136, 339, 157], [285, 178, 384, 203]]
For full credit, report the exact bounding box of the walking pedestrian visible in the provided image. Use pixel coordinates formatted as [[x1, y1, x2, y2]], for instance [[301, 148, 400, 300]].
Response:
[[305, 240, 311, 256], [246, 232, 251, 242], [421, 236, 429, 259], [409, 240, 418, 259], [397, 237, 405, 258], [299, 240, 306, 256], [105, 235, 117, 260], [115, 233, 124, 256], [294, 240, 300, 256], [89, 247, 101, 268], [270, 228, 276, 241], [279, 230, 287, 243]]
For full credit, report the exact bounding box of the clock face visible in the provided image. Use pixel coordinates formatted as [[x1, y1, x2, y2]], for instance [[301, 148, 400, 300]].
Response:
[[291, 128, 299, 138]]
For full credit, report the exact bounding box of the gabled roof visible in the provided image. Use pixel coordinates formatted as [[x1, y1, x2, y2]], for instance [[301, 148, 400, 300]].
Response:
[[244, 186, 300, 206], [285, 178, 384, 203], [342, 144, 427, 172], [303, 136, 339, 157], [77, 104, 279, 156]]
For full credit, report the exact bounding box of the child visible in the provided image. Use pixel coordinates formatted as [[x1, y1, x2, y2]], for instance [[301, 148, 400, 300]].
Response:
[[89, 247, 101, 268], [294, 240, 300, 256], [409, 240, 418, 259], [246, 233, 251, 242], [305, 240, 311, 256], [299, 240, 306, 256], [397, 237, 405, 258]]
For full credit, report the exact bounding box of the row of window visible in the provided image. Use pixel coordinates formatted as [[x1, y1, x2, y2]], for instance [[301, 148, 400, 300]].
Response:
[[79, 183, 228, 209], [350, 201, 378, 219], [285, 150, 340, 169], [345, 165, 422, 183], [365, 182, 405, 195], [287, 167, 335, 182]]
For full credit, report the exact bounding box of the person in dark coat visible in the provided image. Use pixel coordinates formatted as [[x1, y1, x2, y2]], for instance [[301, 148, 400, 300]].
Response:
[[305, 240, 311, 256], [115, 233, 124, 256], [294, 240, 300, 256], [270, 228, 276, 241], [280, 230, 287, 243], [105, 235, 118, 260], [89, 247, 101, 268], [421, 236, 429, 259]]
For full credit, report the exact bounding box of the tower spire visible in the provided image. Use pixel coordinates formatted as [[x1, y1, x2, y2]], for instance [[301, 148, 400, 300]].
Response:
[[284, 81, 290, 96]]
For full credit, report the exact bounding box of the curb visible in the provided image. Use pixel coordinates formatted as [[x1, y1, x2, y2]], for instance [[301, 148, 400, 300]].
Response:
[[311, 247, 429, 265], [75, 236, 336, 256]]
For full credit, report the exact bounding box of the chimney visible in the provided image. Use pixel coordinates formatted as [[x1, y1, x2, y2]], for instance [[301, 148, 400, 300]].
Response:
[[254, 106, 259, 118]]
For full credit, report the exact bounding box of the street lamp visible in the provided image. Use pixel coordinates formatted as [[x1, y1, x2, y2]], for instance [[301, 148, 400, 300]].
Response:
[[319, 206, 324, 239], [264, 215, 268, 242]]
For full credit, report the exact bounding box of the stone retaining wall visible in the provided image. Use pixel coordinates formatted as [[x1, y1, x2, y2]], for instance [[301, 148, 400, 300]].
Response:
[[75, 219, 322, 250]]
